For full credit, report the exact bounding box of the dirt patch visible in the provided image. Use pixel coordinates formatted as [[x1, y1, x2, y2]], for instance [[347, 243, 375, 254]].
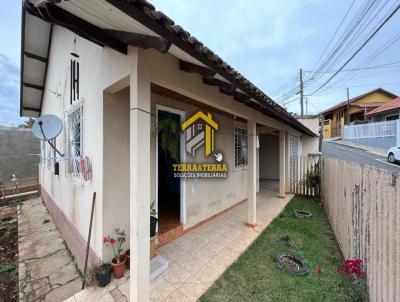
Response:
[[0, 198, 23, 301]]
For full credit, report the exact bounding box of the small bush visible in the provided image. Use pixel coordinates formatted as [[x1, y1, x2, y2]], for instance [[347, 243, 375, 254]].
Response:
[[306, 169, 321, 188]]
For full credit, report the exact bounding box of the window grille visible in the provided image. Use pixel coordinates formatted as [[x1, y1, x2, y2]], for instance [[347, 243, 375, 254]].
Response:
[[66, 102, 83, 182], [234, 125, 248, 168]]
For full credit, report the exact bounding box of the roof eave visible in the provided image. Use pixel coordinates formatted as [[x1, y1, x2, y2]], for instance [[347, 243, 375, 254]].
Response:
[[21, 0, 316, 136]]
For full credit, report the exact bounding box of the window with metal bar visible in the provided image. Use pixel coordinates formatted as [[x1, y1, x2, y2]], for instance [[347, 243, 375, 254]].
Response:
[[66, 103, 83, 182], [234, 124, 248, 169]]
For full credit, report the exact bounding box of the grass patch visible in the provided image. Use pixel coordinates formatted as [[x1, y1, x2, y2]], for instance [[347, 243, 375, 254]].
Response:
[[200, 195, 366, 302], [9, 198, 23, 207], [0, 263, 16, 275]]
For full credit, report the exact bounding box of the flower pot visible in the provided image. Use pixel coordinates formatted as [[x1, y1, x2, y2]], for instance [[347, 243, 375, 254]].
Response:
[[150, 216, 158, 237], [96, 264, 112, 287], [125, 250, 130, 270], [112, 256, 126, 279]]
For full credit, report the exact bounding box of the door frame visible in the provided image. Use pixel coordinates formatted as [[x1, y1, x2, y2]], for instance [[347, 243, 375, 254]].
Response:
[[155, 104, 187, 225]]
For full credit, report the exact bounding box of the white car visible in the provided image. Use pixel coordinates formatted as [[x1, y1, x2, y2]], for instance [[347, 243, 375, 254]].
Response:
[[387, 146, 400, 163]]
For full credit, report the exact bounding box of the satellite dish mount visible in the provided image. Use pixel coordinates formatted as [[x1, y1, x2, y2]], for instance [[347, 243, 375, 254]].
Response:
[[32, 115, 65, 158]]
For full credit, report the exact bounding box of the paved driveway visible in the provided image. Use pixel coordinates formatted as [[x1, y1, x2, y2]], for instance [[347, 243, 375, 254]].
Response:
[[322, 142, 400, 173]]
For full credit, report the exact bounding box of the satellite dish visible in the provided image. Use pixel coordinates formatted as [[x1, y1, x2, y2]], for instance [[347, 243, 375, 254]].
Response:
[[32, 115, 64, 157], [32, 114, 63, 141]]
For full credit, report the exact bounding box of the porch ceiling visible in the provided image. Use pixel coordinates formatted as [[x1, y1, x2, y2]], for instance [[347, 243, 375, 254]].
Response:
[[20, 9, 52, 117]]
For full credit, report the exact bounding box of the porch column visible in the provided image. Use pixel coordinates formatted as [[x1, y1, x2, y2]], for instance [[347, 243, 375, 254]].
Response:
[[279, 130, 286, 198], [285, 133, 290, 193], [247, 120, 257, 227], [130, 59, 151, 301]]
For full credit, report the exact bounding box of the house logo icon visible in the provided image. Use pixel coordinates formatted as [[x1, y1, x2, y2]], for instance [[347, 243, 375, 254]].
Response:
[[182, 111, 218, 157]]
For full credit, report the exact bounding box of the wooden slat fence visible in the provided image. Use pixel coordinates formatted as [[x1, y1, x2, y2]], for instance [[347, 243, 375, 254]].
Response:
[[321, 157, 400, 302], [289, 154, 321, 196]]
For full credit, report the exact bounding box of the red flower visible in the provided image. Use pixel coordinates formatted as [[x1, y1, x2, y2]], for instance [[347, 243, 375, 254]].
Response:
[[103, 237, 108, 244], [343, 258, 366, 277], [111, 238, 116, 245]]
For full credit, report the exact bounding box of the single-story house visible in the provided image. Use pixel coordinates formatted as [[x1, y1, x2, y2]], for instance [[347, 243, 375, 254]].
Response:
[[20, 0, 318, 300], [321, 88, 397, 138], [365, 96, 400, 122]]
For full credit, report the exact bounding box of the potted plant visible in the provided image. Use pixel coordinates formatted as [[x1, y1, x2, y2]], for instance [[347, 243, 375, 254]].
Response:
[[96, 263, 112, 287], [125, 249, 130, 270], [86, 263, 112, 288], [103, 228, 127, 279], [150, 201, 158, 237]]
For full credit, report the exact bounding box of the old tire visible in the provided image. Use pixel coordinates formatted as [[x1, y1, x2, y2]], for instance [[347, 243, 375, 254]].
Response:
[[277, 252, 309, 275], [293, 209, 312, 219]]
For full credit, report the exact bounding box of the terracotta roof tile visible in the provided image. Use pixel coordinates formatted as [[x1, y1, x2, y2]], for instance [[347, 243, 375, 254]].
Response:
[[320, 88, 397, 114], [365, 97, 400, 116], [123, 0, 316, 135]]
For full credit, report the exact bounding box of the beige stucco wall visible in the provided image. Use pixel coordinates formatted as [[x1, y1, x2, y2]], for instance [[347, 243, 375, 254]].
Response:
[[302, 135, 319, 154], [103, 88, 130, 261], [259, 134, 279, 180], [150, 92, 251, 228], [39, 25, 135, 259], [298, 117, 319, 136]]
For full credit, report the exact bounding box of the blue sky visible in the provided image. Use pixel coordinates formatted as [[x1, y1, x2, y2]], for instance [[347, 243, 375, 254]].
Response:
[[1, 0, 400, 124]]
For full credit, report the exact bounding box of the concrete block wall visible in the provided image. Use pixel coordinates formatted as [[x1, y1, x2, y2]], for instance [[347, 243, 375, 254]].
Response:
[[0, 127, 39, 181]]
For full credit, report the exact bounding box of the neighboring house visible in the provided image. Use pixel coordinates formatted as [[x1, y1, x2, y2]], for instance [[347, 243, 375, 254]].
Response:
[[321, 88, 397, 138], [365, 96, 400, 122], [20, 0, 317, 300], [0, 127, 39, 181]]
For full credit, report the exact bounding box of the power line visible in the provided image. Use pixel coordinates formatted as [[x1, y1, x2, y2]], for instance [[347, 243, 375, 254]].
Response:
[[307, 2, 400, 96], [311, 0, 356, 71], [314, 32, 400, 95], [308, 0, 380, 83], [303, 60, 400, 73]]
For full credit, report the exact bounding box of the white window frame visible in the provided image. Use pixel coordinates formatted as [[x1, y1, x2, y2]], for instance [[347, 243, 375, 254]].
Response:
[[65, 100, 84, 185], [234, 122, 248, 171]]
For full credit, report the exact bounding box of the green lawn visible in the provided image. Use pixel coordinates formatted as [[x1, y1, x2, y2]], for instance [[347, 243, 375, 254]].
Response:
[[200, 195, 366, 302]]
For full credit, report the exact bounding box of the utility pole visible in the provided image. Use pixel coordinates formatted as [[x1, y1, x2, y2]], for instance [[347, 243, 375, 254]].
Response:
[[346, 88, 350, 124], [300, 68, 304, 118]]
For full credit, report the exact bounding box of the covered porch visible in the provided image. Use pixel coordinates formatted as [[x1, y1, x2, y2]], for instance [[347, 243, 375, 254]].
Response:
[[69, 182, 293, 302], [99, 45, 297, 301]]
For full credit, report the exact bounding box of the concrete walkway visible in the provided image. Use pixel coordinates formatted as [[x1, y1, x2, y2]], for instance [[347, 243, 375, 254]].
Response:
[[18, 198, 82, 302], [67, 181, 293, 302]]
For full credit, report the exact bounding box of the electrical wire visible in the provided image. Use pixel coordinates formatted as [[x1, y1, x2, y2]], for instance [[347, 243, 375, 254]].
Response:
[[307, 2, 400, 96], [315, 32, 400, 95]]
